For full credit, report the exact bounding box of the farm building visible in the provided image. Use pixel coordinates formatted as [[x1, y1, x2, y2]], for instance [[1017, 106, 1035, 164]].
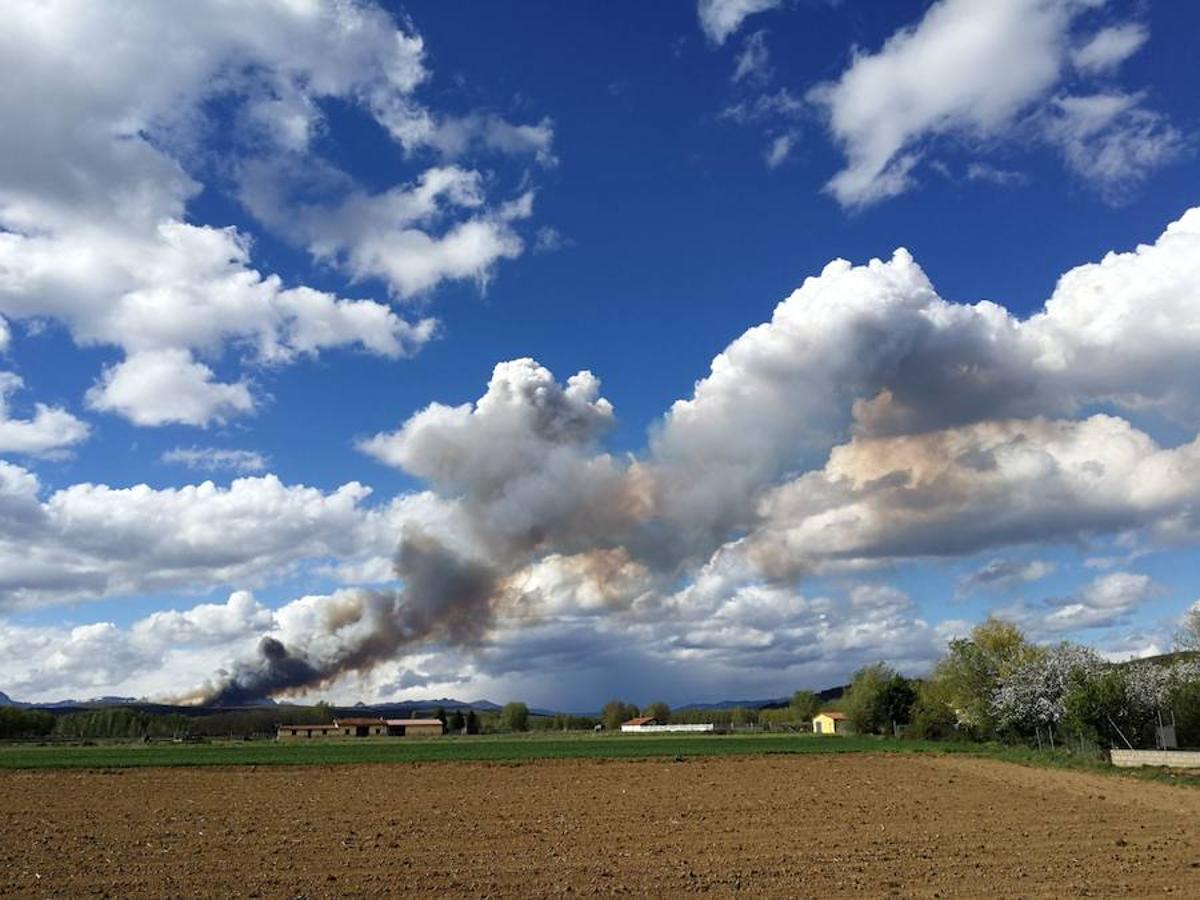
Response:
[[276, 717, 444, 740], [335, 717, 388, 737], [620, 716, 719, 734], [812, 712, 850, 735], [621, 716, 661, 729], [385, 719, 444, 737], [276, 724, 340, 740]]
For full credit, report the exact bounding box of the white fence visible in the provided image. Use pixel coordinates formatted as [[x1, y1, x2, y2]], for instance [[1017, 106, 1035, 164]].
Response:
[[620, 723, 716, 733], [1110, 749, 1200, 768]]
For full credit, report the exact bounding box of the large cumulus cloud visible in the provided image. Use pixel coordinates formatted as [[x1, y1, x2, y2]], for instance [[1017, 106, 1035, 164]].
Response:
[[7, 205, 1200, 703], [0, 0, 547, 426], [649, 207, 1200, 560], [0, 464, 398, 610]]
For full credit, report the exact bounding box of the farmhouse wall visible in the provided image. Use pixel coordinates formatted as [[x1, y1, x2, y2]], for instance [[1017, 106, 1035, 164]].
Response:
[[277, 726, 339, 740], [620, 724, 716, 733]]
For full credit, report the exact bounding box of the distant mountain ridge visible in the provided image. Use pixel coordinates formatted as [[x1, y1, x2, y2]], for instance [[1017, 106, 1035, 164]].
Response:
[[0, 693, 139, 710], [0, 689, 846, 716], [675, 685, 847, 712], [0, 692, 513, 715], [675, 697, 789, 712]]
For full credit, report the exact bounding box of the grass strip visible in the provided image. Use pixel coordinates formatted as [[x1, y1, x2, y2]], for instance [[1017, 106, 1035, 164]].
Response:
[[2, 732, 1197, 787], [0, 732, 980, 769]]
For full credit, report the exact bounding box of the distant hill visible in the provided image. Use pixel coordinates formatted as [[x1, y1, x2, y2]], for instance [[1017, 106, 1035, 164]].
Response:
[[816, 685, 849, 704], [31, 696, 140, 709], [0, 694, 144, 711], [675, 685, 848, 713], [676, 697, 787, 712], [1, 689, 852, 718], [1116, 650, 1199, 668]]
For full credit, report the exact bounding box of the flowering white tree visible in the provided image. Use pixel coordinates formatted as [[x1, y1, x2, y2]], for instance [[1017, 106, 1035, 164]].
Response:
[[991, 643, 1102, 736], [1111, 659, 1200, 746], [1125, 663, 1172, 713]]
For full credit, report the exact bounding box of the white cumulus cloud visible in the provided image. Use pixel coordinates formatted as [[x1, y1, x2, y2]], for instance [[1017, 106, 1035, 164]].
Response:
[[0, 0, 543, 426], [1000, 572, 1161, 635], [0, 373, 89, 457], [806, 0, 1174, 206], [0, 466, 397, 610]]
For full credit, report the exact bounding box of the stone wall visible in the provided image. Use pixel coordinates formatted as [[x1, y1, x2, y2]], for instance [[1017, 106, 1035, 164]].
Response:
[[1109, 749, 1200, 768]]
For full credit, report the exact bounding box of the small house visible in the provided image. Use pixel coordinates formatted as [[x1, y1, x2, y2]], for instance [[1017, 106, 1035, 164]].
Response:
[[812, 711, 850, 735]]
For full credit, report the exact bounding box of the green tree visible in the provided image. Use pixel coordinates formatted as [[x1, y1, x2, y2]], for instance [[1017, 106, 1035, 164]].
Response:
[[146, 713, 194, 740], [313, 700, 335, 724], [1169, 668, 1200, 747], [500, 702, 529, 732], [0, 707, 55, 739], [844, 663, 916, 735], [433, 706, 447, 726], [644, 701, 671, 723], [601, 699, 638, 731], [931, 617, 1041, 737], [908, 679, 960, 740], [789, 690, 820, 723], [55, 707, 149, 740], [1064, 658, 1200, 749], [447, 710, 465, 733], [730, 707, 759, 727], [465, 709, 480, 735]]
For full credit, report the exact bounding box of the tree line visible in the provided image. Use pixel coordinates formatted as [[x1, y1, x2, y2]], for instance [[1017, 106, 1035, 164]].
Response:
[[837, 618, 1200, 750], [8, 612, 1195, 745]]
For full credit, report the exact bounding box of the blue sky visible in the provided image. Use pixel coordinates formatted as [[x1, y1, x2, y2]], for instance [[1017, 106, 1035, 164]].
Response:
[[1, 0, 1198, 709]]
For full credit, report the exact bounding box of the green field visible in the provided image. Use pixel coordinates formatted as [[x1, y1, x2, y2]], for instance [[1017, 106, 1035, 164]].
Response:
[[3, 732, 1197, 788], [0, 732, 986, 769]]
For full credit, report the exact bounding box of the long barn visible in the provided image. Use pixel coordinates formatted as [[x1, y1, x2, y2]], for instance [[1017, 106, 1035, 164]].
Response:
[[277, 717, 444, 740]]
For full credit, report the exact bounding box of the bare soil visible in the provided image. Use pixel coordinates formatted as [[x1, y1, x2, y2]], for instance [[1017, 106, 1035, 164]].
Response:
[[2, 754, 1199, 897]]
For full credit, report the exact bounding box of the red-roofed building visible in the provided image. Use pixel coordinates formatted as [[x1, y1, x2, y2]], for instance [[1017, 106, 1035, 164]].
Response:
[[620, 716, 665, 732], [275, 717, 444, 740]]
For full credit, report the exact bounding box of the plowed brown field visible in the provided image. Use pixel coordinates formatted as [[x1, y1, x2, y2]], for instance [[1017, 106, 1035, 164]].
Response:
[[2, 754, 1199, 897]]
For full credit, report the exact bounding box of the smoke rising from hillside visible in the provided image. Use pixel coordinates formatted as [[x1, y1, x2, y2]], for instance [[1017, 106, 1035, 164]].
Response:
[[197, 529, 500, 703]]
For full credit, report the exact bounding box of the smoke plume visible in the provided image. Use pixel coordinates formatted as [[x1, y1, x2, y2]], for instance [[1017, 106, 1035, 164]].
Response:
[[198, 528, 500, 703], [190, 208, 1200, 704]]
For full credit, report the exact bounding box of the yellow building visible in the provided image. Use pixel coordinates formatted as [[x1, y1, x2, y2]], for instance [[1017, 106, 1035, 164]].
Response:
[[812, 711, 850, 735]]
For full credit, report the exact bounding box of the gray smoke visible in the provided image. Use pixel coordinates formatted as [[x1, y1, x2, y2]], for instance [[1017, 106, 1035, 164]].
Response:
[[197, 528, 499, 703], [204, 636, 321, 706]]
